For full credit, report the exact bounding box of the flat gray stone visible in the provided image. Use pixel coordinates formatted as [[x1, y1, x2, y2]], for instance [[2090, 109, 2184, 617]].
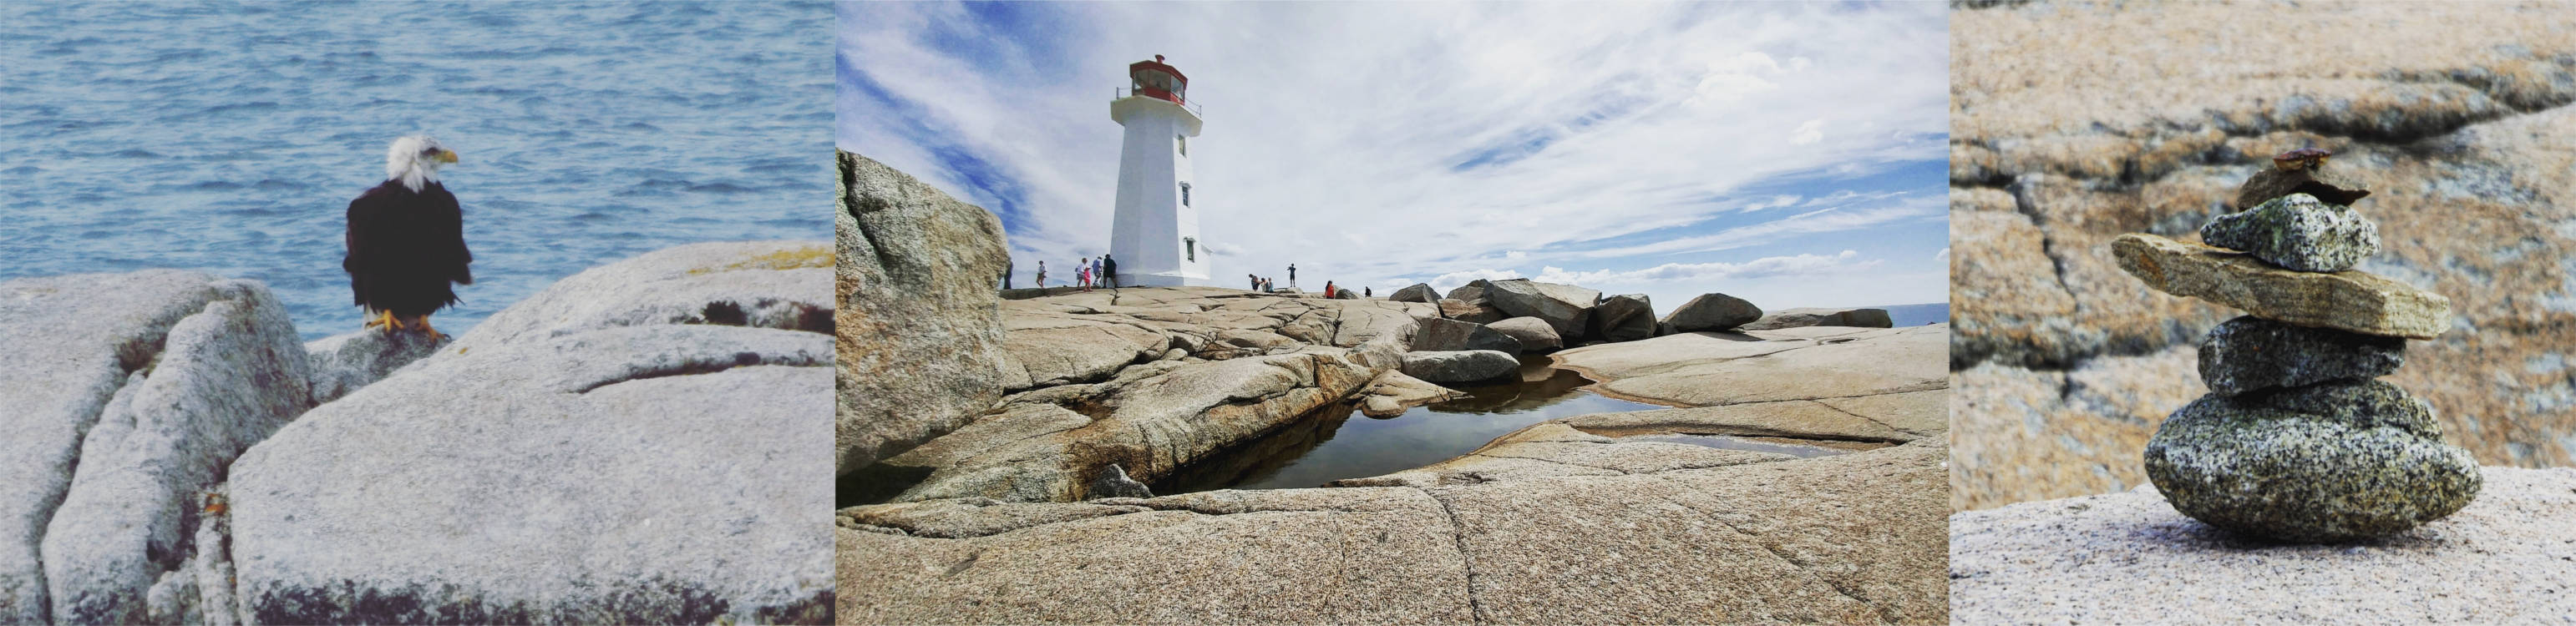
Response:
[[2198, 316, 2404, 396], [2113, 233, 2450, 339]]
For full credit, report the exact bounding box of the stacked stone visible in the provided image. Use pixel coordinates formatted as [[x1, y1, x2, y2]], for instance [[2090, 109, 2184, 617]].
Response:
[[2112, 149, 2480, 543]]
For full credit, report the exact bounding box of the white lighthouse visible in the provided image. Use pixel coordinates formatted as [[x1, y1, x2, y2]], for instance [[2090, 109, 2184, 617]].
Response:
[[1108, 55, 1210, 287]]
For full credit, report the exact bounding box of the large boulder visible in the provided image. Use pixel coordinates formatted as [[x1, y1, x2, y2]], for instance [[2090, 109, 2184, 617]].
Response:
[[2143, 380, 2481, 543], [228, 325, 833, 623], [839, 150, 1011, 474], [24, 279, 312, 624], [2198, 194, 2381, 273], [303, 329, 446, 404], [1588, 294, 1656, 342], [1481, 280, 1600, 339], [2197, 316, 2404, 396], [449, 240, 831, 354], [2113, 234, 2449, 338], [1408, 316, 1522, 354], [1662, 293, 1762, 333], [1398, 350, 1519, 383], [1388, 283, 1438, 304], [1740, 307, 1894, 331], [1437, 298, 1505, 324], [1487, 317, 1562, 352], [0, 270, 292, 624]]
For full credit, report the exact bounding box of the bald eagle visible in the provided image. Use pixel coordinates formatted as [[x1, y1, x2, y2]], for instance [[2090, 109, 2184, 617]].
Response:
[[343, 135, 471, 338]]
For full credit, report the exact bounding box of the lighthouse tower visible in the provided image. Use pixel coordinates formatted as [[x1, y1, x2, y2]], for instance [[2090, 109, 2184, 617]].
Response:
[[1109, 55, 1210, 287]]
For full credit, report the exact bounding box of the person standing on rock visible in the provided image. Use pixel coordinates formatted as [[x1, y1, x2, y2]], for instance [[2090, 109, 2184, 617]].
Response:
[[1248, 273, 1258, 291], [1323, 280, 1336, 298], [1364, 286, 1372, 298], [1101, 254, 1118, 290], [1077, 258, 1092, 291], [1003, 259, 1013, 290], [1287, 264, 1297, 289], [1036, 260, 1047, 288]]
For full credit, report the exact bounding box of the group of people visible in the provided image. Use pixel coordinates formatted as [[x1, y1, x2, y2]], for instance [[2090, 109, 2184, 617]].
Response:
[[1027, 254, 1118, 291]]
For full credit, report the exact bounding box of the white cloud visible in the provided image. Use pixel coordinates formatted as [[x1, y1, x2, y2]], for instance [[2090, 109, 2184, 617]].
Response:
[[839, 2, 1948, 308], [1934, 247, 1950, 262], [1792, 119, 1825, 145], [1529, 250, 1875, 285]]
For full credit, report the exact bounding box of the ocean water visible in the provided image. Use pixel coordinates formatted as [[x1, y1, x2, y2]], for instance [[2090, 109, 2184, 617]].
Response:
[[0, 2, 829, 340]]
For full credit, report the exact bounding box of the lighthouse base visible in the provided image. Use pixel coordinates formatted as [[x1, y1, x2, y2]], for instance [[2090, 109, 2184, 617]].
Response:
[[1118, 272, 1209, 288]]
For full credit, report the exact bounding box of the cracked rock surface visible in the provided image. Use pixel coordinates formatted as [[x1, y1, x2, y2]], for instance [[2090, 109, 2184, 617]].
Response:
[[6, 240, 834, 625], [842, 322, 1952, 623], [1952, 1, 2576, 509], [1952, 467, 2576, 623]]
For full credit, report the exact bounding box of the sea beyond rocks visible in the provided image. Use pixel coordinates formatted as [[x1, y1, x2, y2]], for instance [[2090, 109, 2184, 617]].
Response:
[[837, 150, 1949, 623], [0, 240, 834, 624]]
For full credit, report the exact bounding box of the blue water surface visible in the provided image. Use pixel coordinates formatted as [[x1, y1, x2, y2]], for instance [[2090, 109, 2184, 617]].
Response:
[[0, 2, 829, 339]]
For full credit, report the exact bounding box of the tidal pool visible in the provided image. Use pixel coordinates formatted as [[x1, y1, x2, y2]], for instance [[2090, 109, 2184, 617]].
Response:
[[1153, 355, 1666, 494]]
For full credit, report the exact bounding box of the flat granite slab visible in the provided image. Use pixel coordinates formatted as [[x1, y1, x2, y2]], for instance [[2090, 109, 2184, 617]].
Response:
[[1950, 467, 2576, 623], [2112, 234, 2450, 339]]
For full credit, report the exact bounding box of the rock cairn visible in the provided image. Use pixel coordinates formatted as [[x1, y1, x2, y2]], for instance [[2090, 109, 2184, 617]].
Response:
[[2112, 149, 2479, 543]]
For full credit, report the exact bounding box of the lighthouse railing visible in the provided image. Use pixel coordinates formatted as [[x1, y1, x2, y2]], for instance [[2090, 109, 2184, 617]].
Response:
[[1117, 87, 1204, 117]]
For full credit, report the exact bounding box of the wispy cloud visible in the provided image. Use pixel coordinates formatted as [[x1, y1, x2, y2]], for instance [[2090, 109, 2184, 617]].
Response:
[[839, 2, 1949, 310]]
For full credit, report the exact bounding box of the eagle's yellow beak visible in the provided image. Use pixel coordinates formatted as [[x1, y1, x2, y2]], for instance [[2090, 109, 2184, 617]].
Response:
[[437, 149, 459, 164]]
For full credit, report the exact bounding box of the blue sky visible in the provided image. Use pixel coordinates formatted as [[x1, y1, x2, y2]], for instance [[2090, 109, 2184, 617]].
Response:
[[839, 2, 1949, 310]]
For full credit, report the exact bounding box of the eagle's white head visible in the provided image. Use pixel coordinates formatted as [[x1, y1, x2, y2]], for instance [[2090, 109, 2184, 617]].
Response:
[[385, 134, 460, 193]]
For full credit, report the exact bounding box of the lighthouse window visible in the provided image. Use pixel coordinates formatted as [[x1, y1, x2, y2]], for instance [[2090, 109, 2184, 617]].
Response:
[[1177, 135, 1186, 156], [1184, 237, 1197, 261], [1179, 182, 1191, 206]]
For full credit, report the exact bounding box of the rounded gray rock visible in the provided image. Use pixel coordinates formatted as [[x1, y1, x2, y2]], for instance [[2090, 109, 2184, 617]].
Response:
[[1388, 283, 1438, 304], [1398, 350, 1519, 383], [1408, 317, 1522, 354], [1487, 317, 1562, 352], [2199, 193, 2382, 273], [2143, 380, 2481, 543], [1588, 294, 1656, 343], [2198, 316, 2404, 396], [1661, 293, 1762, 332]]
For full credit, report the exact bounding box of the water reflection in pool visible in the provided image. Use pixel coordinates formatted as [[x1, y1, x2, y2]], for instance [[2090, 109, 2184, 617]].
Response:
[[1154, 355, 1666, 494]]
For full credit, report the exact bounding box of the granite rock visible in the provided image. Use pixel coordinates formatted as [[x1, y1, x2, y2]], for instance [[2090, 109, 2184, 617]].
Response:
[[1485, 317, 1562, 352], [302, 328, 446, 404], [2142, 380, 2481, 543], [1407, 316, 1521, 354], [1661, 293, 1762, 332], [2198, 194, 2381, 273], [2112, 233, 2448, 338], [1588, 294, 1656, 342], [1398, 350, 1519, 384], [2197, 316, 2404, 396], [1388, 283, 1438, 304], [1480, 280, 1599, 339], [1740, 307, 1894, 331], [839, 150, 1010, 474], [2235, 164, 2371, 209]]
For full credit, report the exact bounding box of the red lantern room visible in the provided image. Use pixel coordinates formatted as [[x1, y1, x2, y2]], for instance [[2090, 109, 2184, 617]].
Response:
[[1128, 54, 1188, 104]]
